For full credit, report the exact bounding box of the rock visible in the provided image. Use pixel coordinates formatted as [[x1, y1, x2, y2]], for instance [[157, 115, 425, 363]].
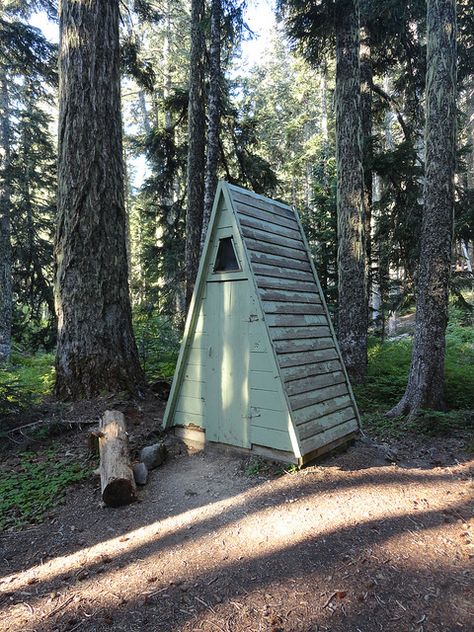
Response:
[[133, 462, 148, 486], [140, 443, 167, 470]]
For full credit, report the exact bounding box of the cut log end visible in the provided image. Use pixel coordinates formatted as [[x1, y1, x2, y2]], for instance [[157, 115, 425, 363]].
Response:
[[102, 477, 136, 507]]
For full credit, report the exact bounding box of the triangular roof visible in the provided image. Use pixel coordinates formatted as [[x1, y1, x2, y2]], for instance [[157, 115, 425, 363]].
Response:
[[163, 182, 360, 464]]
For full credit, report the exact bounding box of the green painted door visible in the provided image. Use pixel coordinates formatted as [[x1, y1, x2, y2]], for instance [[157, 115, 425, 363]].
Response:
[[206, 279, 250, 448]]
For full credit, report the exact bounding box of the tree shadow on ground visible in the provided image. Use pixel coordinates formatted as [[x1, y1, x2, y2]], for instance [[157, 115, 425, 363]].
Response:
[[1, 442, 472, 632]]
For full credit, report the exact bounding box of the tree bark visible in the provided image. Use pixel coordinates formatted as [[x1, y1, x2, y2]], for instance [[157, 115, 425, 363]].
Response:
[[388, 0, 457, 418], [185, 0, 206, 309], [0, 72, 12, 363], [201, 0, 222, 251], [55, 0, 145, 399], [360, 12, 373, 319], [99, 410, 136, 507], [335, 0, 367, 383]]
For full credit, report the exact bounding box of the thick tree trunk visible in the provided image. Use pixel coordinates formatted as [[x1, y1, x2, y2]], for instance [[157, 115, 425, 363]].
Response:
[[0, 72, 12, 363], [201, 0, 222, 251], [335, 0, 367, 383], [360, 15, 373, 318], [55, 0, 145, 399], [388, 0, 457, 418], [185, 0, 206, 309]]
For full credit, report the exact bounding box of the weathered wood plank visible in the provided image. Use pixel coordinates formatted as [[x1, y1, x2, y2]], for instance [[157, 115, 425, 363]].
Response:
[[289, 382, 349, 411], [292, 394, 353, 425], [255, 275, 318, 293], [241, 225, 306, 252], [252, 262, 314, 283], [249, 250, 311, 272], [281, 359, 342, 382], [298, 406, 356, 441], [259, 288, 321, 304], [285, 370, 346, 397], [250, 424, 293, 451], [270, 326, 332, 341], [175, 395, 206, 416], [249, 370, 280, 392], [266, 313, 328, 327], [187, 332, 208, 349], [250, 352, 278, 372], [238, 214, 302, 241], [250, 388, 286, 412], [299, 418, 358, 454], [173, 410, 205, 428], [277, 347, 340, 368], [245, 238, 308, 262], [249, 407, 289, 431], [179, 380, 206, 400], [274, 337, 335, 354], [235, 203, 299, 231], [262, 301, 326, 315], [183, 364, 206, 381], [230, 190, 295, 220]]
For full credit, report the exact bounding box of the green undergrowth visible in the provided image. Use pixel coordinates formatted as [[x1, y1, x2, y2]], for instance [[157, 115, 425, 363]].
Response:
[[355, 307, 474, 438], [133, 312, 180, 380], [0, 444, 92, 531], [0, 351, 54, 418]]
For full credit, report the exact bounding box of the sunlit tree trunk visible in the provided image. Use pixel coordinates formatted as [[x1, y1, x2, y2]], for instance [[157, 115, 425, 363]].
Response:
[[185, 0, 206, 308], [335, 0, 367, 383], [55, 0, 145, 398], [0, 72, 12, 363], [388, 0, 457, 418], [360, 9, 373, 318], [201, 0, 222, 251]]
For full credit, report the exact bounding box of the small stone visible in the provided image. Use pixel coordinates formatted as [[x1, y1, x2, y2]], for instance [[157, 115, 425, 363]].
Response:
[[140, 443, 167, 470], [133, 462, 149, 485]]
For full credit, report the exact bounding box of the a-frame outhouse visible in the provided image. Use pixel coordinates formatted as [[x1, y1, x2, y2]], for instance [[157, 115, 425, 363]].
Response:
[[163, 182, 360, 465]]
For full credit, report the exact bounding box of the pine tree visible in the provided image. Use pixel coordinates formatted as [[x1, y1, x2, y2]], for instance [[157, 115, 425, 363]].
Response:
[[388, 0, 457, 417], [0, 69, 12, 363], [55, 0, 144, 398], [201, 0, 222, 249], [185, 0, 206, 309], [335, 0, 367, 382]]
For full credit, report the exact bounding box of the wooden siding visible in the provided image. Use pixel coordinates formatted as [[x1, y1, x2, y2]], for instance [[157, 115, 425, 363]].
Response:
[[228, 185, 359, 456]]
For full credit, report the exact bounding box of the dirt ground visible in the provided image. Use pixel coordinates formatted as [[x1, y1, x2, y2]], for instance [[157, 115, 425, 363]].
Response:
[[1, 397, 473, 632]]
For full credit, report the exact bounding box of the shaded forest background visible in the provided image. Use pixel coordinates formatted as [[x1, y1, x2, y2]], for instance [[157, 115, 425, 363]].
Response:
[[0, 0, 473, 431]]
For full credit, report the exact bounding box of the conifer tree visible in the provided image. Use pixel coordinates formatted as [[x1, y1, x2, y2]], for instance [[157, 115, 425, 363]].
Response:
[[55, 0, 144, 398], [388, 0, 457, 417]]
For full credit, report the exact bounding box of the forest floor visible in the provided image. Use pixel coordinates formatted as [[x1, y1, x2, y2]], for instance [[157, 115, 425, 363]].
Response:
[[0, 394, 473, 632]]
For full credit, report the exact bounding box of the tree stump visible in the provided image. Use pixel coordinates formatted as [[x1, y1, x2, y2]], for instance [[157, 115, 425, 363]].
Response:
[[99, 410, 136, 507]]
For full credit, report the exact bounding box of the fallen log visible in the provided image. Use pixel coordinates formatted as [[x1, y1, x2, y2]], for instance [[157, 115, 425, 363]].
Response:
[[99, 410, 136, 507]]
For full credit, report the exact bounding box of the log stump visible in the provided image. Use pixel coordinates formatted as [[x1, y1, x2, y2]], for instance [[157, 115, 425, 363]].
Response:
[[99, 410, 136, 507]]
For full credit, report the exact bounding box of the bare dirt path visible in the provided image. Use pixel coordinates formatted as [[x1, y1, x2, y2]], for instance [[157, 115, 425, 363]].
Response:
[[1, 432, 473, 632]]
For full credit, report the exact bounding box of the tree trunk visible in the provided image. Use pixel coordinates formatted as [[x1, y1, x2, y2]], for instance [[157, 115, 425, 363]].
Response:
[[0, 72, 12, 363], [185, 0, 206, 309], [335, 0, 367, 383], [55, 0, 145, 399], [201, 0, 222, 251], [388, 0, 457, 418], [360, 13, 373, 319]]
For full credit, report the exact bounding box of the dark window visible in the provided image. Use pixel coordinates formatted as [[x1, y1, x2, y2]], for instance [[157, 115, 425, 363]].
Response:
[[214, 237, 240, 272]]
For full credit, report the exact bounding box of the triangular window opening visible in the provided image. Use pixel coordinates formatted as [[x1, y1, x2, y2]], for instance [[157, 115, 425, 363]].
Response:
[[214, 237, 240, 272]]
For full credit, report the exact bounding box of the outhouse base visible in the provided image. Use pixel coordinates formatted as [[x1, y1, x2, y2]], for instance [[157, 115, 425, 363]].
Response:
[[172, 425, 358, 467]]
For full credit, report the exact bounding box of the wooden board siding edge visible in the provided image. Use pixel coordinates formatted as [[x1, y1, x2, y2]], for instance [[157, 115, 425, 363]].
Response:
[[292, 209, 362, 431]]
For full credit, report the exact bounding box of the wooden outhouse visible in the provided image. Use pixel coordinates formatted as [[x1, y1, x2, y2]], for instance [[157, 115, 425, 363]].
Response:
[[163, 182, 360, 464]]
